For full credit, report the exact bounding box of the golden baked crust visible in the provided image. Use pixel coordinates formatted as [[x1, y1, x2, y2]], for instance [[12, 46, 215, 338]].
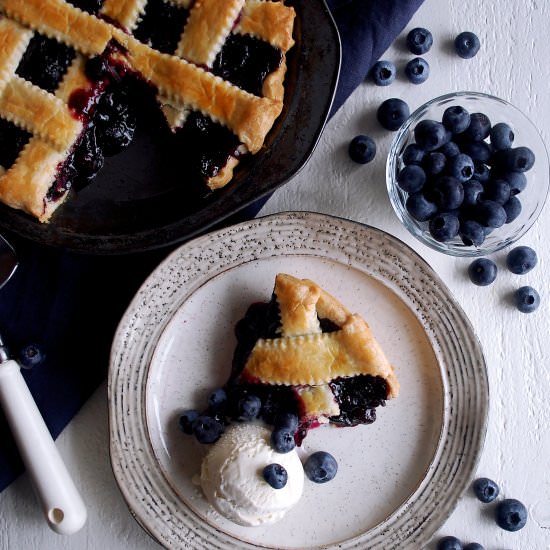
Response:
[[242, 274, 400, 418], [0, 0, 295, 221]]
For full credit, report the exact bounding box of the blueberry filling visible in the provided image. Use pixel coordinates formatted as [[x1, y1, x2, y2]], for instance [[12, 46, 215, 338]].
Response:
[[134, 0, 190, 54], [213, 34, 283, 97], [66, 0, 105, 15], [0, 118, 31, 169], [16, 33, 75, 94]]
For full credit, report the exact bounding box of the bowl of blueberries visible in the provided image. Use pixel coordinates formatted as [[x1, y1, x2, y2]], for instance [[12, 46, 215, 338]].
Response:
[[386, 91, 549, 256]]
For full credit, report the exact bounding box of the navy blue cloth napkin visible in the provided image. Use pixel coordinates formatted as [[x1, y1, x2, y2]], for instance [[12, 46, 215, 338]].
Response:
[[0, 0, 423, 492]]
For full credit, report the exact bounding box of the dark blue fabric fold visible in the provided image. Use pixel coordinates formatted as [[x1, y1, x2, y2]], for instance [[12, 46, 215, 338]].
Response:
[[0, 0, 423, 492]]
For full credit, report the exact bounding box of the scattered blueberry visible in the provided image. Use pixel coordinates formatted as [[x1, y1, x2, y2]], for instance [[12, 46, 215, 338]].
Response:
[[414, 119, 448, 151], [437, 535, 463, 550], [178, 409, 200, 435], [463, 544, 485, 550], [274, 411, 299, 432], [490, 122, 514, 150], [406, 27, 433, 55], [429, 212, 460, 242], [406, 192, 438, 221], [423, 152, 446, 175], [403, 143, 425, 165], [271, 428, 295, 453], [462, 179, 484, 207], [506, 245, 537, 274], [304, 451, 338, 483], [468, 258, 497, 286], [370, 60, 396, 86], [502, 196, 522, 222], [263, 463, 288, 489], [404, 57, 430, 84], [237, 394, 262, 421], [397, 165, 426, 193], [495, 146, 535, 172], [495, 498, 528, 531], [459, 220, 485, 247], [472, 477, 500, 502], [193, 415, 225, 444], [481, 179, 511, 205], [439, 141, 460, 158], [442, 106, 471, 134], [500, 171, 527, 195], [348, 135, 376, 164], [454, 31, 481, 59], [475, 200, 507, 228], [460, 140, 492, 163], [18, 343, 45, 369], [448, 153, 474, 182], [514, 286, 540, 313], [463, 112, 491, 141], [433, 176, 464, 210], [473, 162, 490, 183], [377, 98, 410, 131], [208, 388, 227, 411]]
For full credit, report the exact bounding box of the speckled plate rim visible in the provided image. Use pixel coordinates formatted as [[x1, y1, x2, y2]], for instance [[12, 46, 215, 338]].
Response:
[[108, 211, 489, 549]]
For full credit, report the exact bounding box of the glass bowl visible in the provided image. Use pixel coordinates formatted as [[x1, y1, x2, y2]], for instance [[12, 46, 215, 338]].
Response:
[[386, 92, 550, 256]]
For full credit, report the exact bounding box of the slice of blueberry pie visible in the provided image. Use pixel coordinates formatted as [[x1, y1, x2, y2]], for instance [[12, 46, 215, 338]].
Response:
[[0, 0, 295, 222], [229, 273, 399, 441]]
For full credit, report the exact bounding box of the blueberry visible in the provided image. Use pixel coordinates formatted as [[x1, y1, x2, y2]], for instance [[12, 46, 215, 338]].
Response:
[[403, 143, 425, 165], [429, 213, 460, 242], [472, 477, 500, 502], [503, 196, 522, 222], [442, 106, 471, 134], [463, 112, 491, 141], [514, 286, 540, 313], [271, 428, 295, 453], [454, 31, 481, 59], [490, 122, 514, 150], [437, 535, 463, 550], [397, 165, 426, 193], [262, 463, 288, 489], [447, 153, 474, 182], [193, 415, 225, 444], [406, 27, 433, 54], [495, 498, 528, 531], [464, 544, 485, 550], [274, 411, 299, 432], [208, 388, 227, 411], [304, 451, 338, 483], [18, 343, 45, 369], [473, 162, 490, 183], [433, 176, 464, 210], [423, 152, 446, 175], [494, 146, 535, 172], [348, 135, 376, 164], [414, 120, 448, 151], [506, 245, 537, 274], [439, 141, 460, 158], [481, 179, 511, 205], [468, 258, 497, 285], [460, 140, 492, 163], [178, 409, 200, 435], [73, 128, 104, 179], [462, 179, 484, 207], [237, 394, 262, 420], [460, 220, 485, 247], [406, 192, 438, 221], [500, 171, 527, 195], [370, 60, 396, 86], [475, 200, 507, 227], [377, 98, 410, 131], [404, 57, 430, 84]]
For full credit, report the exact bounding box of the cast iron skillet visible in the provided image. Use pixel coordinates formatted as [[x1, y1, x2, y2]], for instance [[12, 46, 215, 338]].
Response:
[[0, 0, 341, 254]]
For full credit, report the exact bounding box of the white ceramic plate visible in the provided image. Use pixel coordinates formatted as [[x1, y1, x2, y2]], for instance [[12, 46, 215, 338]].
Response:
[[109, 212, 488, 549]]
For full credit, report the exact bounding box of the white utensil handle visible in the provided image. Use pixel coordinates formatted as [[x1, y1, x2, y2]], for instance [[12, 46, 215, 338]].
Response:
[[0, 359, 87, 535]]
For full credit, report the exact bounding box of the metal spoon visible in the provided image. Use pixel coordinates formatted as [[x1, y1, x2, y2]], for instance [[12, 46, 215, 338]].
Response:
[[0, 235, 87, 534]]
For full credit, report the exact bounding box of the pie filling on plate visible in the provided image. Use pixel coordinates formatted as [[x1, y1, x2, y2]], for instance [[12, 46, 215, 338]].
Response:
[[0, 0, 295, 222]]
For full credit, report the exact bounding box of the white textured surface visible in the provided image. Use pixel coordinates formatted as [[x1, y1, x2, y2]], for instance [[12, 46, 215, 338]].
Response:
[[1, 0, 550, 548]]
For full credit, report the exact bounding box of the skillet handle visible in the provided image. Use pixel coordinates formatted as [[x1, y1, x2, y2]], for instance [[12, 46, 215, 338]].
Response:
[[0, 359, 87, 535]]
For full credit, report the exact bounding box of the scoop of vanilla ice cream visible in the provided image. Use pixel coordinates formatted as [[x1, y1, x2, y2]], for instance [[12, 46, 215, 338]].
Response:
[[200, 423, 304, 526]]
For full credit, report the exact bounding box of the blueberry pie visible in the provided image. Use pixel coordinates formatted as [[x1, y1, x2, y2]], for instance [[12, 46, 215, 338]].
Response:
[[229, 274, 399, 440], [0, 0, 295, 222]]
